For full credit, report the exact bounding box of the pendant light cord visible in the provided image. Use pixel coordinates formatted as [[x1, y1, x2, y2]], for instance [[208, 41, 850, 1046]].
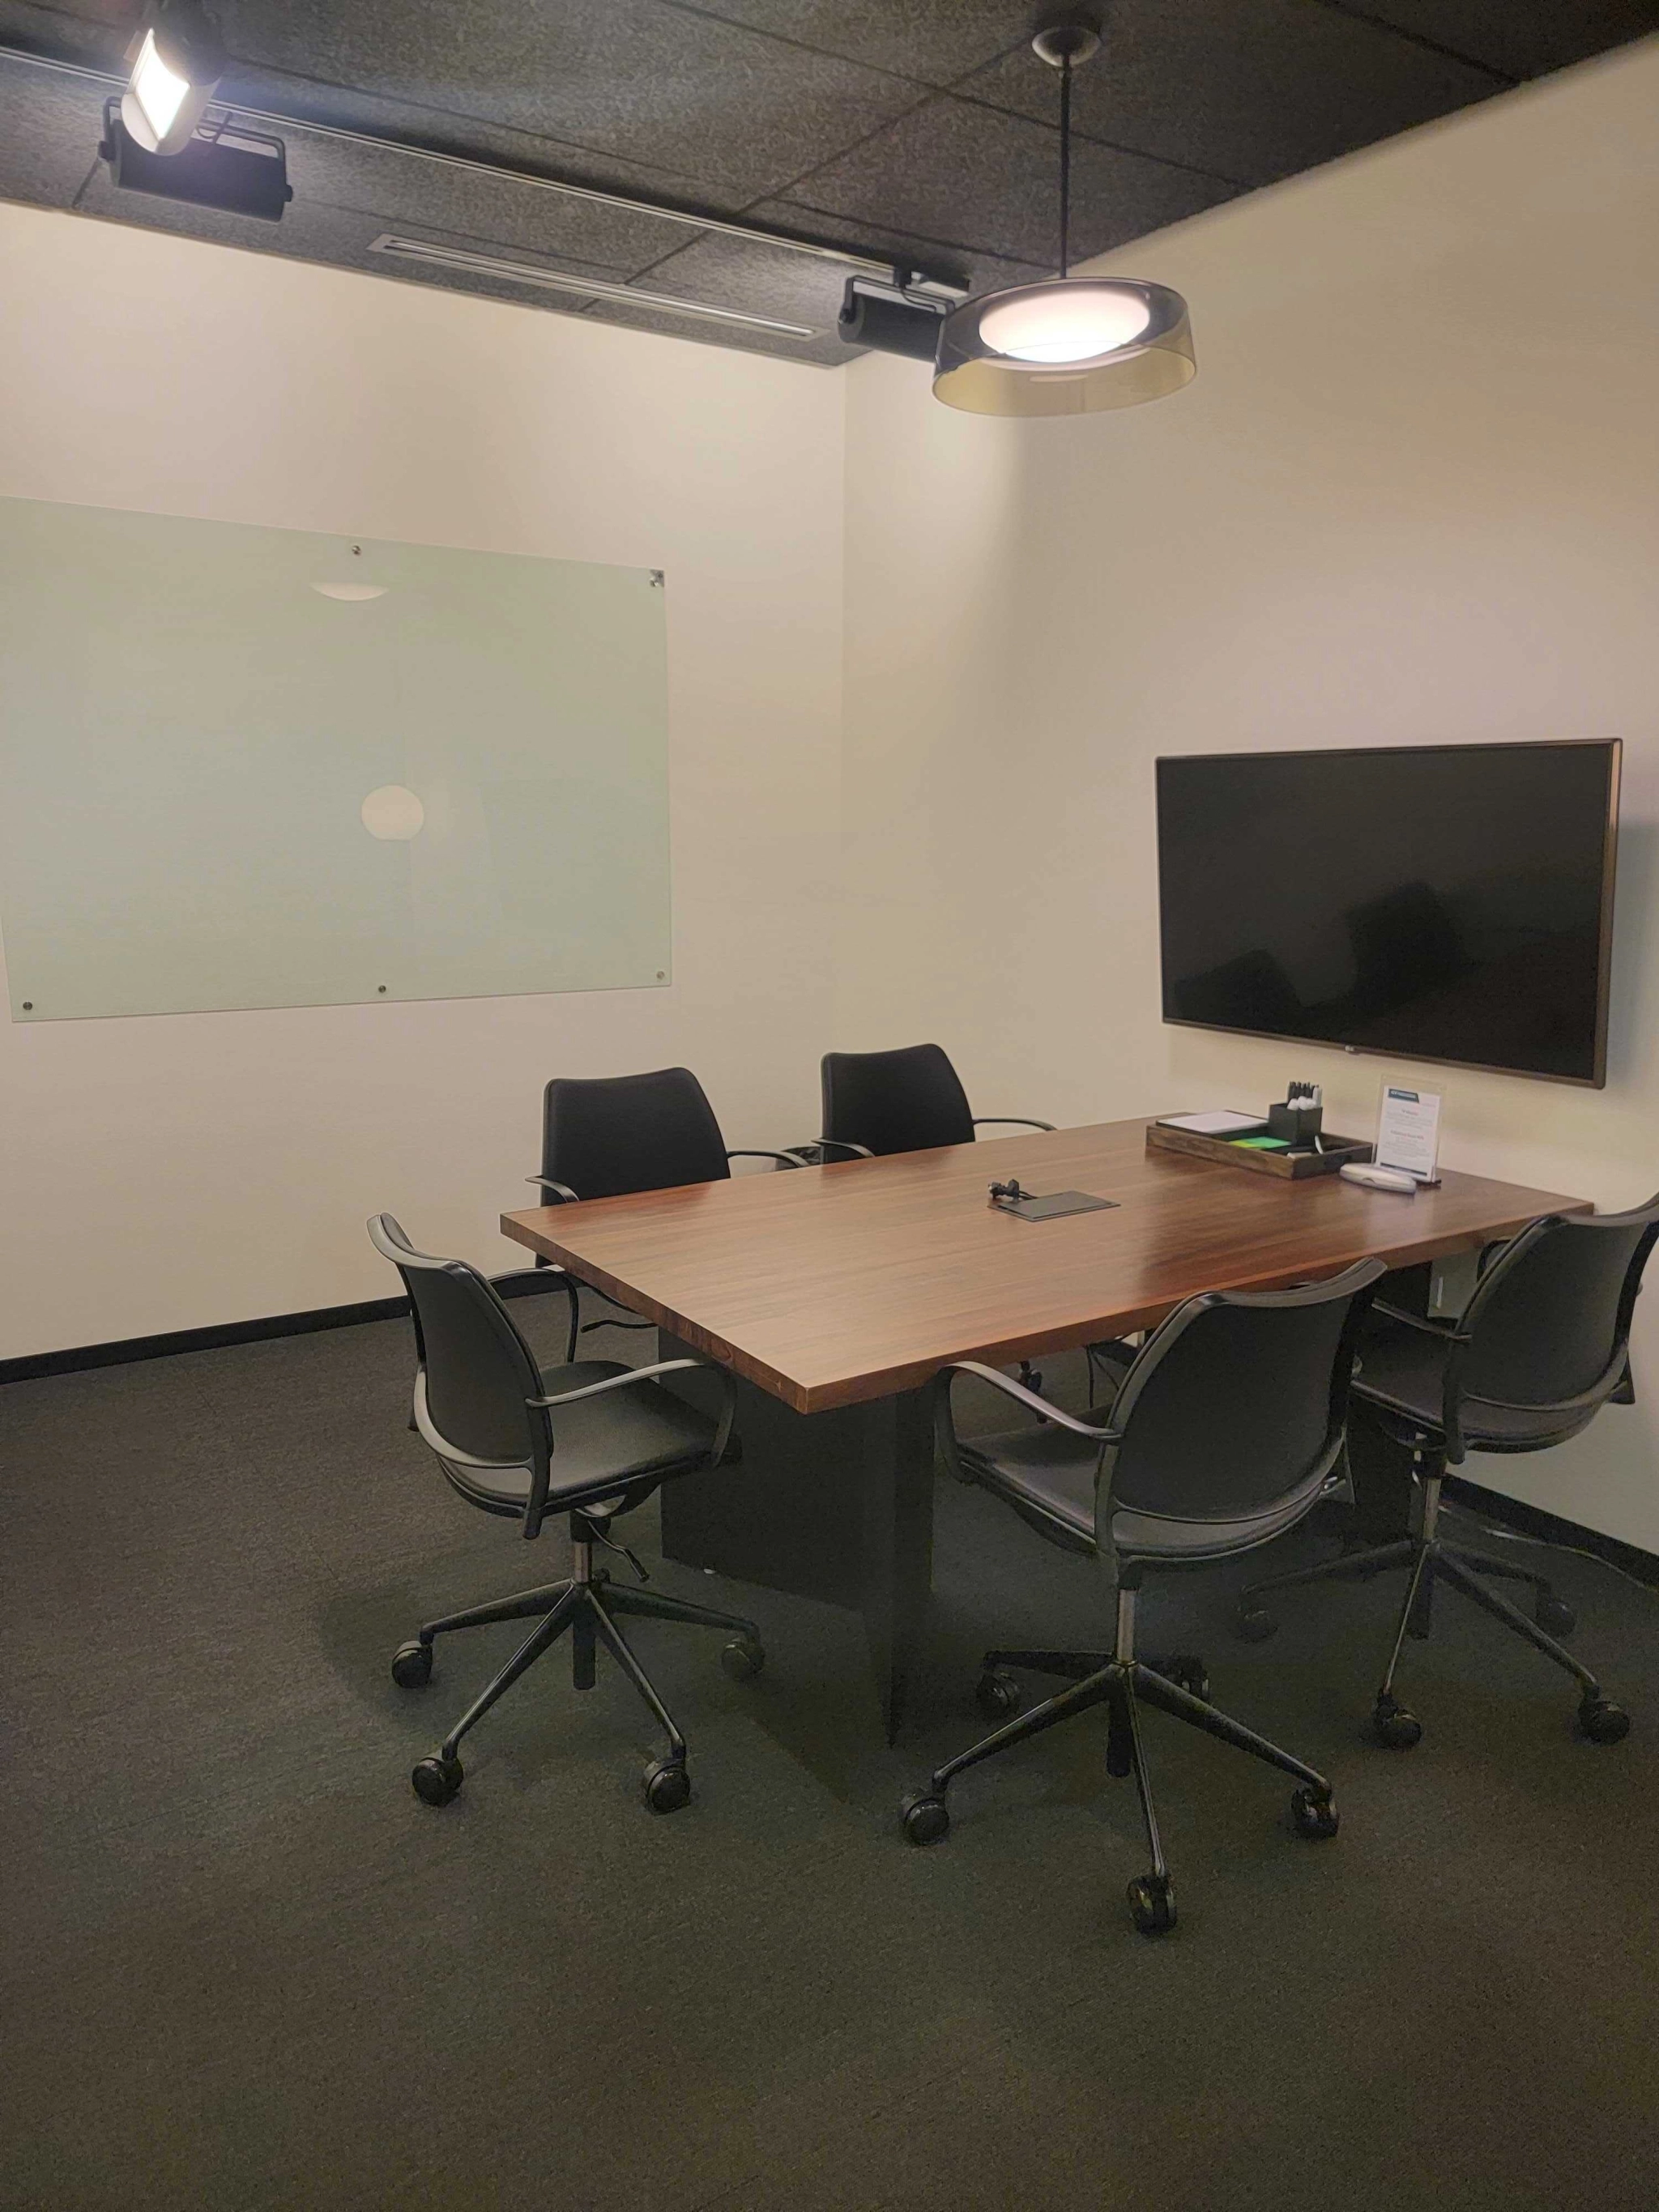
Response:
[[1059, 53, 1072, 279]]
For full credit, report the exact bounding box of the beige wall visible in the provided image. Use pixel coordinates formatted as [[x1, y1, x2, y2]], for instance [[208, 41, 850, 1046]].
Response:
[[0, 202, 843, 1355], [841, 44, 1659, 1546]]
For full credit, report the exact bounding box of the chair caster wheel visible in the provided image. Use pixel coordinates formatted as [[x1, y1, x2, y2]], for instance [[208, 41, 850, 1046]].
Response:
[[412, 1753, 463, 1805], [901, 1791, 950, 1846], [1127, 1873, 1175, 1936], [1536, 1593, 1576, 1636], [643, 1758, 692, 1813], [975, 1667, 1021, 1720], [1163, 1654, 1210, 1702], [1290, 1784, 1339, 1839], [1235, 1608, 1277, 1643], [390, 1640, 433, 1689], [1373, 1694, 1422, 1750], [1578, 1695, 1630, 1745], [720, 1635, 765, 1681]]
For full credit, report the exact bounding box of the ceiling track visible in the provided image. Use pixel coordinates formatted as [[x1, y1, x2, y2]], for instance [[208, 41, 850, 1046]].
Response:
[[368, 232, 817, 337], [0, 41, 967, 300]]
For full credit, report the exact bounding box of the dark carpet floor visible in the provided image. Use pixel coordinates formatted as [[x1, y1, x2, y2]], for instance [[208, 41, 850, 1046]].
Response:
[[5, 1299, 1659, 2212]]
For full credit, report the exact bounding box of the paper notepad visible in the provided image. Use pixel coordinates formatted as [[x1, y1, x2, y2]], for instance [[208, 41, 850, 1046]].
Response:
[[1158, 1110, 1264, 1137]]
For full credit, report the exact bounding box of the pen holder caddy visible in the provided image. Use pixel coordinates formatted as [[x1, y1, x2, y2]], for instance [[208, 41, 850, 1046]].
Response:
[[1267, 1101, 1324, 1145]]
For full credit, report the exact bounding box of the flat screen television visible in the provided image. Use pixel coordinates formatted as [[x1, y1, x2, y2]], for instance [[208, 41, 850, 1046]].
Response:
[[1156, 739, 1620, 1086]]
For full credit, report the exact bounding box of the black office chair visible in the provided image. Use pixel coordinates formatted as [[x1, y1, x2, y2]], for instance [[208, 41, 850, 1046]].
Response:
[[805, 1042, 1054, 1161], [527, 1065, 802, 1334], [369, 1215, 763, 1815], [902, 1259, 1384, 1935], [1236, 1195, 1659, 1750]]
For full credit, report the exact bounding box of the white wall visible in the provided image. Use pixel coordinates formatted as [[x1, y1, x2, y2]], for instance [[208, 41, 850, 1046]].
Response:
[[840, 42, 1659, 1548], [0, 202, 844, 1355]]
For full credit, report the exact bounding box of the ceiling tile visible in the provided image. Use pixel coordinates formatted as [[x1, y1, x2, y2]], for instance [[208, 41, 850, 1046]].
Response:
[[627, 227, 852, 332], [1341, 2, 1659, 79], [213, 0, 921, 205], [265, 121, 691, 273], [785, 94, 1233, 267], [0, 57, 108, 209], [654, 0, 1028, 87], [966, 0, 1502, 188]]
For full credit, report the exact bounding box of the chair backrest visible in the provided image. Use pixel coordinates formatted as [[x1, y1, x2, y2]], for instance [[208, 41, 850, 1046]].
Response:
[[1103, 1259, 1384, 1528], [820, 1042, 975, 1157], [1457, 1195, 1659, 1416], [542, 1068, 730, 1200], [368, 1215, 544, 1466]]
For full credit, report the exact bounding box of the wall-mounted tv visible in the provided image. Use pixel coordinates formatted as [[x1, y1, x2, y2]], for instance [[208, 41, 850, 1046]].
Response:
[[1156, 739, 1620, 1087]]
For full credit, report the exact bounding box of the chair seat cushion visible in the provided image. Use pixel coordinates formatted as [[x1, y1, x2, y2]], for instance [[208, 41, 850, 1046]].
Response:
[[434, 1360, 719, 1516], [1352, 1319, 1598, 1454], [958, 1394, 1329, 1565]]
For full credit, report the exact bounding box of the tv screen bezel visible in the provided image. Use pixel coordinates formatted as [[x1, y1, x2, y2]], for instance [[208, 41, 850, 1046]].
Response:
[[1154, 737, 1622, 1089]]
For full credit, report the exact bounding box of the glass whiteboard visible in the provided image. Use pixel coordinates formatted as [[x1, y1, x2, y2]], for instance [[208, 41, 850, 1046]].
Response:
[[0, 497, 670, 1020]]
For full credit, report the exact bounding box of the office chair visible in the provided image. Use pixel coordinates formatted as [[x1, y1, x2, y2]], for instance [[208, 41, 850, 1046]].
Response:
[[902, 1259, 1384, 1935], [1235, 1195, 1659, 1749], [527, 1064, 802, 1336], [369, 1215, 763, 1814], [805, 1042, 1054, 1161]]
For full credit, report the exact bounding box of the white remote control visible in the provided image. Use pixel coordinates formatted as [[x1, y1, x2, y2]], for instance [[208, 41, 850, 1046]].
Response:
[[1340, 1161, 1418, 1195]]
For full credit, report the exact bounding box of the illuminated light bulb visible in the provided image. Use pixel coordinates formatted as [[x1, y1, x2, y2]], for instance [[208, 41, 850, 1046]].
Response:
[[118, 6, 226, 155], [978, 284, 1153, 365], [125, 31, 190, 145], [360, 786, 424, 841]]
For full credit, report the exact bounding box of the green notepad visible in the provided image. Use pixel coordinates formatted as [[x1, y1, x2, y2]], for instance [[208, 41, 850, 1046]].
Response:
[[1230, 1135, 1290, 1150]]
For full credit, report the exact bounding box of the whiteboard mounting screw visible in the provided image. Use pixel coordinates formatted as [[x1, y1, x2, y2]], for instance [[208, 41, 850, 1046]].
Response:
[[22, 999, 33, 1010], [656, 970, 666, 981], [650, 570, 664, 588], [377, 984, 388, 994]]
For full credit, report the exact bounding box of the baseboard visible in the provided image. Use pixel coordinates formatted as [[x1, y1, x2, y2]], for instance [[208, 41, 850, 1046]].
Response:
[[1444, 1473, 1659, 1588], [0, 1269, 567, 1387]]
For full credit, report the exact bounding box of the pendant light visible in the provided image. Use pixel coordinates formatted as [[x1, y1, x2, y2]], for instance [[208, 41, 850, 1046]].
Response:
[[933, 17, 1195, 418]]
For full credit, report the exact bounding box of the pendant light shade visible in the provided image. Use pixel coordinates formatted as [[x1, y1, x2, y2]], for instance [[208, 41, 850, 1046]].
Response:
[[934, 279, 1193, 416], [932, 16, 1194, 418]]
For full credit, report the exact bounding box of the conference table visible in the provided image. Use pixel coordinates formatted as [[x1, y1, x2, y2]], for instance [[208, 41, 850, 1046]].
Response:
[[501, 1119, 1586, 1738]]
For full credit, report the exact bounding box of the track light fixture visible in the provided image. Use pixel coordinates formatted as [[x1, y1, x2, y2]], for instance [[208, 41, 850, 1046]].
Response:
[[838, 278, 949, 362], [102, 102, 293, 219], [932, 15, 1196, 417], [121, 1, 226, 156]]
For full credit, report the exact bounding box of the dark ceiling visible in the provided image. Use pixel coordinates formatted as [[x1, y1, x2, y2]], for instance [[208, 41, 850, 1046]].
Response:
[[1, 2, 1655, 366]]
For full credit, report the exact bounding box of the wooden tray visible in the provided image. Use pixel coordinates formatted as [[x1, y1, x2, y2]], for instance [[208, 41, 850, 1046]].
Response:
[[1146, 1120, 1374, 1180]]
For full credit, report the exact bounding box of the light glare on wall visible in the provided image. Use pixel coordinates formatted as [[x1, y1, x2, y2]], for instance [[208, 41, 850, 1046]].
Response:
[[312, 581, 388, 601], [361, 785, 424, 841]]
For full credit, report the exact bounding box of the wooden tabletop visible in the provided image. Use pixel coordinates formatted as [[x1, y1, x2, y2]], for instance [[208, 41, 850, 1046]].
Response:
[[500, 1119, 1589, 1415]]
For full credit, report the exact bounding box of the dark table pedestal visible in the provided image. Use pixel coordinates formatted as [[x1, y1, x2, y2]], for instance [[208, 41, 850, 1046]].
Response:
[[658, 1334, 933, 1742]]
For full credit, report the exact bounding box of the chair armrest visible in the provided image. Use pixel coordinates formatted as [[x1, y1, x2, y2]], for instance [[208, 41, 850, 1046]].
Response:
[[785, 1139, 874, 1161], [939, 1361, 1120, 1440], [530, 1356, 720, 1412], [973, 1117, 1056, 1134], [932, 1360, 1119, 1493], [523, 1358, 737, 1538], [526, 1175, 581, 1204], [725, 1149, 805, 1170]]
